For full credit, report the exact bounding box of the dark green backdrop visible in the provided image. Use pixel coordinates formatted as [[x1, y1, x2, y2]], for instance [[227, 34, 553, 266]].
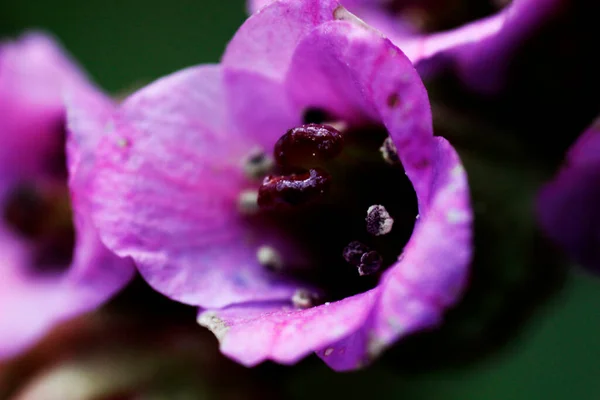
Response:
[[2, 1, 600, 398]]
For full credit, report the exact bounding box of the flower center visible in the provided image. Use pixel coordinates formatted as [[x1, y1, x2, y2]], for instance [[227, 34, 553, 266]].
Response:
[[240, 108, 418, 304], [2, 121, 75, 274]]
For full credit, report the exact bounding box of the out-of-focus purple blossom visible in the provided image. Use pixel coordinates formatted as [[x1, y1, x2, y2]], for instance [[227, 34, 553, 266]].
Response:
[[84, 0, 472, 371], [0, 32, 134, 359], [537, 117, 600, 275], [249, 0, 565, 94]]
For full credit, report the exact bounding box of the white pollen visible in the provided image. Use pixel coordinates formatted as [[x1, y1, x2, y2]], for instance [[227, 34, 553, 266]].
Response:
[[292, 289, 316, 309], [366, 204, 394, 236], [323, 348, 334, 357], [379, 137, 400, 165], [237, 190, 259, 215], [256, 245, 283, 271]]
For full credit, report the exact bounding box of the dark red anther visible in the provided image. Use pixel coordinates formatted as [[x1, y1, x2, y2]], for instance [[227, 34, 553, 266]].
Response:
[[257, 168, 332, 209], [274, 124, 344, 167]]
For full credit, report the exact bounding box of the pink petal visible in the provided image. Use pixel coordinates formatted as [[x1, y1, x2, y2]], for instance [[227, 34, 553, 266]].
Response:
[[368, 137, 472, 355], [89, 65, 299, 307], [198, 289, 378, 367], [0, 55, 134, 359], [0, 31, 91, 179], [223, 0, 339, 82], [317, 138, 471, 370], [537, 118, 600, 273], [223, 0, 342, 147]]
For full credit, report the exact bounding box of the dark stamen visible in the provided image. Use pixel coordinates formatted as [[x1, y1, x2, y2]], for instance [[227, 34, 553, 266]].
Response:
[[358, 251, 383, 276], [257, 168, 331, 209], [343, 241, 383, 276], [274, 124, 344, 168], [342, 240, 371, 266], [366, 204, 394, 236]]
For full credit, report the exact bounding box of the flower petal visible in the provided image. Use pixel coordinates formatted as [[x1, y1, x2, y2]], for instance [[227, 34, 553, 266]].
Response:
[[0, 214, 134, 360], [537, 119, 600, 273], [447, 0, 565, 93], [64, 84, 136, 292], [368, 137, 472, 353], [223, 0, 339, 82], [378, 0, 564, 93], [247, 0, 273, 13], [0, 31, 91, 179], [223, 0, 341, 147], [89, 65, 299, 307], [198, 289, 378, 367], [315, 138, 471, 370], [0, 71, 134, 359], [284, 19, 436, 209]]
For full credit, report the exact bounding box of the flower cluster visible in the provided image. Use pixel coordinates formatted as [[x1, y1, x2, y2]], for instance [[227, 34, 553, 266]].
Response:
[[1, 0, 592, 374]]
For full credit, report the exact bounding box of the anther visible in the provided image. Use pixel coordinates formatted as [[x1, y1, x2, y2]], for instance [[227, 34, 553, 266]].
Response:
[[274, 124, 344, 167], [380, 137, 400, 165], [257, 168, 332, 209], [292, 289, 320, 309], [343, 241, 383, 276], [256, 245, 283, 271], [237, 189, 260, 215], [342, 240, 371, 266], [366, 204, 394, 236], [358, 251, 383, 276], [243, 147, 275, 180]]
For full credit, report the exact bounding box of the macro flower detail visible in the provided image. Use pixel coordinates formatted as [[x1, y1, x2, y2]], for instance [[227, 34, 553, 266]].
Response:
[[86, 0, 472, 370], [537, 117, 600, 275], [249, 0, 565, 93], [0, 32, 135, 359]]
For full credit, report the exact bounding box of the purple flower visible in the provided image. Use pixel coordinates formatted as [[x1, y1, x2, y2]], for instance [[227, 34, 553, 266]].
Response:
[[0, 32, 135, 359], [83, 0, 472, 370], [249, 0, 565, 93], [537, 117, 600, 275]]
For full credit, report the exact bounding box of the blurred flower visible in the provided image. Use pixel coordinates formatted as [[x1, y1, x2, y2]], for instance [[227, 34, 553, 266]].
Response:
[[1, 310, 281, 399], [0, 32, 134, 359], [81, 0, 472, 371], [537, 117, 600, 275], [249, 0, 565, 93]]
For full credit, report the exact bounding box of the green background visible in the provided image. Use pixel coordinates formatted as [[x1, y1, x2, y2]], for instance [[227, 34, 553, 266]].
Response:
[[2, 1, 600, 398]]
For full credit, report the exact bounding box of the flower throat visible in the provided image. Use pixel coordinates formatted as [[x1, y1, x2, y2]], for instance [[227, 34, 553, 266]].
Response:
[[241, 108, 418, 303]]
